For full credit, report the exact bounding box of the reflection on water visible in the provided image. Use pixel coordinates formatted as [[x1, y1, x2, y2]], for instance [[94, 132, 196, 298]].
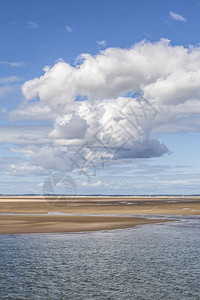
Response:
[[0, 217, 200, 300]]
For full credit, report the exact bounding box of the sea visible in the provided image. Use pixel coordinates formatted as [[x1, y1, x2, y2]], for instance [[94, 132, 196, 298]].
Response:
[[0, 216, 199, 300]]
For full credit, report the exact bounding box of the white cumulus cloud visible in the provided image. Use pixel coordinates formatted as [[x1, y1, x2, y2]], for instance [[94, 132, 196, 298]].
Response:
[[5, 39, 200, 176]]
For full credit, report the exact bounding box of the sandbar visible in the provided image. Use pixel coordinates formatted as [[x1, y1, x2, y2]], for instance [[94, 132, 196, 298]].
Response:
[[0, 196, 199, 234]]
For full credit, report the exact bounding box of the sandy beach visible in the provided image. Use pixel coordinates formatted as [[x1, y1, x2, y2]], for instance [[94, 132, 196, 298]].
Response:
[[0, 196, 199, 234], [0, 215, 165, 234]]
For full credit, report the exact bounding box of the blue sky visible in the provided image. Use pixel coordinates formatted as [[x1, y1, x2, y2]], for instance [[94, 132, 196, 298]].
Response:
[[1, 0, 200, 195]]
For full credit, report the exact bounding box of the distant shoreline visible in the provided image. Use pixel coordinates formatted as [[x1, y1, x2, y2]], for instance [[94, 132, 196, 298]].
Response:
[[1, 194, 200, 197]]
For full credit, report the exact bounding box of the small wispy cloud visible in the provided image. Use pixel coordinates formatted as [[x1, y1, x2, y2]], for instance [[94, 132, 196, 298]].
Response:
[[66, 25, 72, 33], [81, 180, 102, 187], [96, 40, 107, 47], [0, 107, 7, 114], [0, 61, 26, 67], [0, 76, 22, 85], [0, 85, 16, 99], [27, 21, 38, 29], [169, 11, 186, 22]]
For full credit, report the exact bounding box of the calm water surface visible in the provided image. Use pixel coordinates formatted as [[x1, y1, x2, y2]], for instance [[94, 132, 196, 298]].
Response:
[[0, 217, 199, 300]]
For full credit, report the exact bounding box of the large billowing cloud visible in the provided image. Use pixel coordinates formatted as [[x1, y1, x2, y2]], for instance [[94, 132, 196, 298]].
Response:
[[6, 39, 200, 175], [20, 38, 200, 106]]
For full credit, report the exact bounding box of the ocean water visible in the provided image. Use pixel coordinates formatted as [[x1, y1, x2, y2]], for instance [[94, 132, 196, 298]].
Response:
[[0, 217, 199, 300]]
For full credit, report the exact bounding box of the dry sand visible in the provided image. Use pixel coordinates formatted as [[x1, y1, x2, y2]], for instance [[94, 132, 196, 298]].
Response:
[[0, 196, 199, 234]]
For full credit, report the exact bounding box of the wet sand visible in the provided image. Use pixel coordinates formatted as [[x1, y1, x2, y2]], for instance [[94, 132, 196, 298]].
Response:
[[0, 215, 165, 234], [0, 196, 199, 234]]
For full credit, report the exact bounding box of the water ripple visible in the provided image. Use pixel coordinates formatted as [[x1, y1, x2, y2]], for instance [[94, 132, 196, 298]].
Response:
[[0, 219, 200, 299]]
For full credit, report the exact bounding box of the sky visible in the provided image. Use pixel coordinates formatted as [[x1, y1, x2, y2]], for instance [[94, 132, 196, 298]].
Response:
[[1, 0, 200, 195]]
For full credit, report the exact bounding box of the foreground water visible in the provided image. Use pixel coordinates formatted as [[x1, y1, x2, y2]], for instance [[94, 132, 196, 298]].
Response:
[[0, 217, 199, 300]]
